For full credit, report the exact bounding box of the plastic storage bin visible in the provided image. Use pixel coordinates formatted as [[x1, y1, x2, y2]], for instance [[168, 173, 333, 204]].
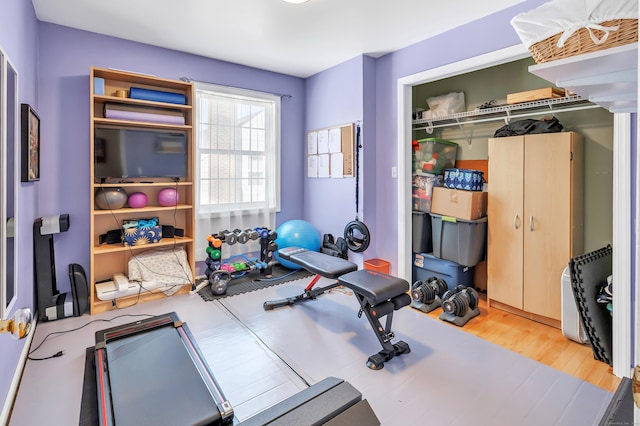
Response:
[[430, 213, 487, 267], [414, 138, 458, 175], [412, 173, 442, 212], [412, 211, 432, 253], [412, 252, 474, 290], [364, 258, 390, 274]]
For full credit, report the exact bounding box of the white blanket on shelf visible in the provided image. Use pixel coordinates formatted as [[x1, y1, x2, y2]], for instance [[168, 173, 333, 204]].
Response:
[[511, 0, 637, 48], [128, 247, 193, 295]]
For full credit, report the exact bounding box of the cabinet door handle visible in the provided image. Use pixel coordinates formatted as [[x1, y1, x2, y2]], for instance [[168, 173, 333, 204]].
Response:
[[513, 214, 520, 229], [529, 216, 533, 231]]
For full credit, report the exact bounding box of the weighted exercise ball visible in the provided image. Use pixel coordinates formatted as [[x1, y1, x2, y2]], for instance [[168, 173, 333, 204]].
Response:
[[128, 192, 148, 208], [158, 188, 179, 207], [274, 220, 321, 270], [95, 187, 128, 210]]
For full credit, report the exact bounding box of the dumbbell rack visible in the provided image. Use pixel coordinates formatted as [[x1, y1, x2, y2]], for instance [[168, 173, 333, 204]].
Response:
[[200, 227, 278, 295]]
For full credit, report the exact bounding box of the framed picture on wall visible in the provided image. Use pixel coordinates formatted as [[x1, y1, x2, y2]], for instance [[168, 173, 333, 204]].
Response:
[[21, 103, 40, 182]]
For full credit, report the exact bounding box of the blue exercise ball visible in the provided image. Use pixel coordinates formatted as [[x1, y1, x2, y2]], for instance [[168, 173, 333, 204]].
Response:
[[274, 220, 321, 270]]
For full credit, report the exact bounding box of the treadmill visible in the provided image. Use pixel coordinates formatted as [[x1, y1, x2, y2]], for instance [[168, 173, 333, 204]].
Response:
[[94, 312, 233, 426], [91, 312, 380, 426]]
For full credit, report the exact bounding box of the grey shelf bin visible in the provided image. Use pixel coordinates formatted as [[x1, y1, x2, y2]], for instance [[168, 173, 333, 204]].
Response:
[[430, 213, 487, 267], [412, 211, 432, 254]]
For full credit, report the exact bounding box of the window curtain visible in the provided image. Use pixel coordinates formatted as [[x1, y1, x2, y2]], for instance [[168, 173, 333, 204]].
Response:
[[194, 83, 279, 263]]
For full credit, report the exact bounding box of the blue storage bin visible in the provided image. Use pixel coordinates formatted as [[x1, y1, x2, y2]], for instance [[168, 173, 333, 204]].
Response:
[[412, 252, 474, 290], [444, 168, 484, 191]]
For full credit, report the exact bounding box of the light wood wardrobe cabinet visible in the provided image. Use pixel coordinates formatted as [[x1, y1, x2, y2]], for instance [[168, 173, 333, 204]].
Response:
[[487, 132, 583, 326]]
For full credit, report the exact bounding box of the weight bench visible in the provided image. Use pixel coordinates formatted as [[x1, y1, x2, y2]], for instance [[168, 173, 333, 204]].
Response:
[[264, 247, 411, 370]]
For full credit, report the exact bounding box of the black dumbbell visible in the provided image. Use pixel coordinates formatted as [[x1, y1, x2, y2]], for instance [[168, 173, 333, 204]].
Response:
[[411, 276, 448, 305]]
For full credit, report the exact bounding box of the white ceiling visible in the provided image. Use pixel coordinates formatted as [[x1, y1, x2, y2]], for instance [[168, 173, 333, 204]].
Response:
[[32, 0, 523, 78]]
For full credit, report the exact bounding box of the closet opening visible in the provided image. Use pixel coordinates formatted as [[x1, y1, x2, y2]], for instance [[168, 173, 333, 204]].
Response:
[[396, 44, 628, 379]]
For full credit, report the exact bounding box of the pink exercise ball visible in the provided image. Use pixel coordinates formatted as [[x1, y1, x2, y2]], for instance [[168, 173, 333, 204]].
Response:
[[158, 188, 179, 207], [128, 192, 148, 208]]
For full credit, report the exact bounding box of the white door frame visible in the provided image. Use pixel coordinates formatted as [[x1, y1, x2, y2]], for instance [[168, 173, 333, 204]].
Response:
[[396, 44, 631, 379]]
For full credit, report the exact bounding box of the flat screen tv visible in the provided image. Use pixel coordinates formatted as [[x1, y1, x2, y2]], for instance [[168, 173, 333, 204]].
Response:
[[94, 128, 187, 180]]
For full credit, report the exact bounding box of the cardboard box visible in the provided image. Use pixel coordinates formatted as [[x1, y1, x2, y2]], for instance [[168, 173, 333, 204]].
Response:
[[506, 87, 564, 104], [431, 187, 487, 220]]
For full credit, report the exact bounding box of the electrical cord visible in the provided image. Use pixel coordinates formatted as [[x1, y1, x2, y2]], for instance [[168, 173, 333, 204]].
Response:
[[28, 351, 64, 361], [100, 180, 195, 294], [126, 178, 193, 286], [27, 313, 153, 361], [256, 269, 300, 282]]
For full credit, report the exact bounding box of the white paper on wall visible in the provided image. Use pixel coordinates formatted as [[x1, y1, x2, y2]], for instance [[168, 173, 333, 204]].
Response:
[[317, 129, 329, 154], [318, 154, 330, 177], [331, 153, 344, 178], [328, 127, 342, 153], [307, 132, 318, 155], [307, 155, 318, 177]]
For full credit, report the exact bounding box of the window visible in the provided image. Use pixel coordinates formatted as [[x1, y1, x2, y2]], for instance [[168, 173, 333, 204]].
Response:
[[194, 83, 280, 259], [195, 84, 280, 214]]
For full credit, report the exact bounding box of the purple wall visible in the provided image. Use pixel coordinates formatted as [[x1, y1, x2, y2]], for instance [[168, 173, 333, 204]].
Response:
[[299, 1, 552, 272], [303, 55, 378, 266], [371, 0, 549, 271], [304, 56, 363, 254], [361, 55, 377, 257], [1, 0, 636, 411], [0, 0, 39, 411], [36, 23, 306, 294], [1, 17, 305, 410]]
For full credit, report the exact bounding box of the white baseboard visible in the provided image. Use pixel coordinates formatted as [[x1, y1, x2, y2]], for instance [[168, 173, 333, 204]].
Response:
[[0, 316, 37, 424]]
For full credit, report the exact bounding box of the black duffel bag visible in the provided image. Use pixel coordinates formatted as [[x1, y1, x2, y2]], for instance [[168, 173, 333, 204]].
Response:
[[493, 116, 563, 137]]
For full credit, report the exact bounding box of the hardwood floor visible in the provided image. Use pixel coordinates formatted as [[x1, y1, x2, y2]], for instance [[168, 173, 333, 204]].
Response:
[[424, 296, 621, 393]]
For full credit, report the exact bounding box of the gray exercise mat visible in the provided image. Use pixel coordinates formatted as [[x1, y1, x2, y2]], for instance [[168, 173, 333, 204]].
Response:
[[570, 245, 613, 365], [221, 280, 613, 425]]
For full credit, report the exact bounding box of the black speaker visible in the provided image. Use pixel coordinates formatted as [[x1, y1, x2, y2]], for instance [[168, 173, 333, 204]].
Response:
[[162, 225, 185, 238], [69, 263, 89, 316], [162, 225, 175, 238]]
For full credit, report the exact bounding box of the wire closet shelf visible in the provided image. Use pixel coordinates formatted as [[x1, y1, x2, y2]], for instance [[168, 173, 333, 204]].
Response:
[[412, 95, 600, 132]]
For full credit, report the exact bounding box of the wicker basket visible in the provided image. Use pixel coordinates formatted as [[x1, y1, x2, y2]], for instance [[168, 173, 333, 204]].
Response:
[[529, 18, 638, 63]]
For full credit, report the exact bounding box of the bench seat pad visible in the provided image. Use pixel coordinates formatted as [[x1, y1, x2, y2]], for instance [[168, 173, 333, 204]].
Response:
[[339, 270, 409, 305], [278, 247, 357, 279]]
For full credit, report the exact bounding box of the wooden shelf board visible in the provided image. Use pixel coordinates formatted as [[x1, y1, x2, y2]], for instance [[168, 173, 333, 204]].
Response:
[[93, 117, 192, 131], [93, 181, 193, 188], [93, 236, 193, 254], [92, 67, 193, 91], [90, 284, 191, 315], [93, 204, 193, 215]]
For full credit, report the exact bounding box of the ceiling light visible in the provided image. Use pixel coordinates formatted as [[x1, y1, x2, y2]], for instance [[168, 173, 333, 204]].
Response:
[[283, 0, 310, 3]]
